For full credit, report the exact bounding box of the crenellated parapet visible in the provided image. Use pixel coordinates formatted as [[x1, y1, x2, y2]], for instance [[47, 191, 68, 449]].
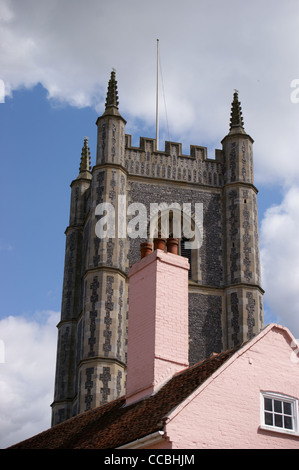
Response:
[[124, 135, 224, 187]]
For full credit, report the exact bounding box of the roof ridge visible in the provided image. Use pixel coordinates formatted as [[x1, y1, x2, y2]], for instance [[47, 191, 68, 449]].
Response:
[[172, 342, 243, 379]]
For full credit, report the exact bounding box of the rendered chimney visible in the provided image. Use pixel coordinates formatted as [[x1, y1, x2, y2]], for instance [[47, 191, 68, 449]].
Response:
[[126, 245, 190, 405]]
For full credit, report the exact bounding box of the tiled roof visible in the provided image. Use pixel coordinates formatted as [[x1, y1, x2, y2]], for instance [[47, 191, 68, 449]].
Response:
[[9, 345, 241, 449]]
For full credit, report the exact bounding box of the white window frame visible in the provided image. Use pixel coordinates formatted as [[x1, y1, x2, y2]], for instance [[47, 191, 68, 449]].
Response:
[[260, 391, 299, 436]]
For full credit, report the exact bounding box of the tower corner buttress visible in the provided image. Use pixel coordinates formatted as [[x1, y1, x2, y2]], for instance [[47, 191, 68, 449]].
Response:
[[222, 91, 264, 349], [52, 137, 93, 426], [77, 70, 128, 414]]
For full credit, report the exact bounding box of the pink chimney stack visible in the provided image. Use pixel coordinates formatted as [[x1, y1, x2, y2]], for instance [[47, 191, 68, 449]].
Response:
[[126, 239, 190, 405]]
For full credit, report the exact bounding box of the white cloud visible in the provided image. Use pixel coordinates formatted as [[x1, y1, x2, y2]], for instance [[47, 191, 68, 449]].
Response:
[[0, 311, 59, 448], [0, 0, 14, 22], [260, 186, 299, 338], [1, 0, 299, 185]]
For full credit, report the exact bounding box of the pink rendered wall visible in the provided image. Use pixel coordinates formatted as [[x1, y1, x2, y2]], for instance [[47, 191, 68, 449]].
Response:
[[165, 326, 299, 449], [126, 250, 189, 405]]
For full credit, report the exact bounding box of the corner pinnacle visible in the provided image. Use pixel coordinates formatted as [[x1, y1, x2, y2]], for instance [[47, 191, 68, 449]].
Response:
[[229, 90, 245, 133], [103, 69, 120, 115], [78, 137, 91, 178], [98, 69, 126, 124]]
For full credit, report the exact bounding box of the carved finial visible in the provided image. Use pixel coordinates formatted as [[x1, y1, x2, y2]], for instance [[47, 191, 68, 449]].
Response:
[[105, 69, 119, 110], [79, 137, 91, 174], [230, 90, 244, 131], [98, 69, 126, 122]]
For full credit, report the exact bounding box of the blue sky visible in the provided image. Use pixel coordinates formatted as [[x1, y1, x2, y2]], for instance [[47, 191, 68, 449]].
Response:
[[0, 85, 98, 318], [1, 0, 299, 448]]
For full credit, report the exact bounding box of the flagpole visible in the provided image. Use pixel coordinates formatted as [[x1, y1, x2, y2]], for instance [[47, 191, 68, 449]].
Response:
[[156, 38, 159, 151]]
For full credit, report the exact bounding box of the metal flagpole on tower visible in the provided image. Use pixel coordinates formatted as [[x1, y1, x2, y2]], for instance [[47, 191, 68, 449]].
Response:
[[156, 38, 159, 151]]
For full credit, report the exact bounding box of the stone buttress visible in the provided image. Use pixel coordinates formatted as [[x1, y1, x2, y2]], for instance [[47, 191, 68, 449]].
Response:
[[52, 138, 92, 424], [77, 71, 128, 415], [222, 92, 263, 347]]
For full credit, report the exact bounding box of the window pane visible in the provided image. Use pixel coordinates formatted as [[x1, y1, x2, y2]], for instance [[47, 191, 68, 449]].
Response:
[[264, 398, 272, 411], [283, 402, 292, 415], [274, 400, 282, 413], [275, 414, 283, 427], [284, 416, 293, 430], [265, 412, 273, 426]]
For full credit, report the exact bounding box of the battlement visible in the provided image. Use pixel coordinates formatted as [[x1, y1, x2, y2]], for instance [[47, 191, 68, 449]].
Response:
[[125, 135, 223, 162], [124, 134, 224, 187]]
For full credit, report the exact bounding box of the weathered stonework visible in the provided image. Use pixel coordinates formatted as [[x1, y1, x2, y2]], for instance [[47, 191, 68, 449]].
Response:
[[51, 73, 264, 426], [230, 292, 240, 346]]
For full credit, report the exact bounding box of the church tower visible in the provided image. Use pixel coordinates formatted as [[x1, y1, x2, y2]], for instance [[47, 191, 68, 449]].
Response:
[[222, 92, 263, 347], [51, 72, 264, 426]]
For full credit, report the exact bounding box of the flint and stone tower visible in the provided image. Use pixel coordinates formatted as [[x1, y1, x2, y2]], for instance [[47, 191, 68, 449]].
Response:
[[51, 73, 264, 426]]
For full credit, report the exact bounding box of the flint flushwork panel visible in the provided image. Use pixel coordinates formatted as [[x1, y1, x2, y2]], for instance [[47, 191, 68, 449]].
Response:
[[189, 293, 223, 364]]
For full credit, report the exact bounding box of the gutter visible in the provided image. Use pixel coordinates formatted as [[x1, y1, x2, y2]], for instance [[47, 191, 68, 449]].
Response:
[[116, 431, 165, 449]]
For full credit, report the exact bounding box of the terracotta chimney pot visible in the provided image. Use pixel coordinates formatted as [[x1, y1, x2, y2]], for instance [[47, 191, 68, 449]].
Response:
[[153, 237, 166, 251], [140, 242, 152, 259], [166, 237, 179, 255]]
